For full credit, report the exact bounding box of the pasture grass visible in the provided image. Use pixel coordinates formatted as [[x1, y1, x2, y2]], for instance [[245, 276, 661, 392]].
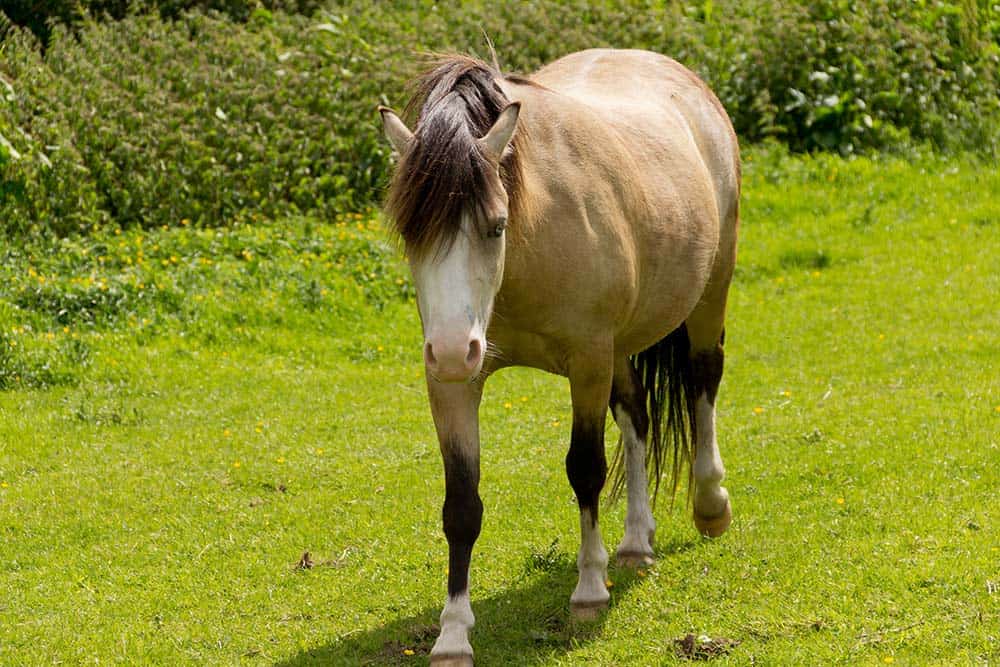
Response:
[[1, 147, 998, 664]]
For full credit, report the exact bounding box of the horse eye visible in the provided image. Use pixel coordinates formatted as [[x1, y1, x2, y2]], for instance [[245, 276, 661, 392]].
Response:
[[487, 217, 507, 238]]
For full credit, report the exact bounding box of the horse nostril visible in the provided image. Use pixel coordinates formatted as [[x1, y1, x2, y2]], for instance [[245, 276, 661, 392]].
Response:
[[466, 339, 482, 366], [424, 341, 437, 367]]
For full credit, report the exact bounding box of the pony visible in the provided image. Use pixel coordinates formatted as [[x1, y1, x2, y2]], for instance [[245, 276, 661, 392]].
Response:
[[378, 48, 740, 665]]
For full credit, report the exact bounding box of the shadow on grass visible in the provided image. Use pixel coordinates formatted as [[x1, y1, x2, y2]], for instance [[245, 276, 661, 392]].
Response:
[[275, 534, 700, 666]]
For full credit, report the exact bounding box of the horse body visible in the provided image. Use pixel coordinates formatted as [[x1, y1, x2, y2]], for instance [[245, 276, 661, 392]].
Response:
[[379, 49, 739, 665], [490, 49, 737, 374]]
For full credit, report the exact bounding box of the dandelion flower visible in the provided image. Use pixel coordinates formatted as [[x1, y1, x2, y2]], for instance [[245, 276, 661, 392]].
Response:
[[836, 497, 845, 505], [233, 461, 241, 468], [753, 406, 764, 415]]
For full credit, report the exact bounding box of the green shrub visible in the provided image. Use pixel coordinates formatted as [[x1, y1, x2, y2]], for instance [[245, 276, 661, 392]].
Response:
[[1, 10, 391, 234], [0, 0, 323, 46], [0, 1, 997, 237]]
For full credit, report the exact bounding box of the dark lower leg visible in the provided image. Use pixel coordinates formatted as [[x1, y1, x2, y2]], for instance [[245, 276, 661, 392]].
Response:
[[566, 368, 612, 615]]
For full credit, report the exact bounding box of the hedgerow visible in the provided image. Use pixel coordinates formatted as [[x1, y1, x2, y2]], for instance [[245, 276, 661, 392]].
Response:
[[0, 1, 997, 236]]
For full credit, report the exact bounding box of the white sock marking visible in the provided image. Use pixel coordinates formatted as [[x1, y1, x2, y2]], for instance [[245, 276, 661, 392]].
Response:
[[693, 394, 728, 517], [613, 406, 656, 556], [571, 508, 610, 606], [431, 590, 475, 658]]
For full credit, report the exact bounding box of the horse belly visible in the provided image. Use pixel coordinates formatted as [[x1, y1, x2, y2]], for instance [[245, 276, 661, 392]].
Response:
[[616, 187, 720, 356]]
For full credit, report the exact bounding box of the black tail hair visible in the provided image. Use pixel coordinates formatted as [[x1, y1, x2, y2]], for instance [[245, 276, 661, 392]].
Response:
[[608, 323, 696, 506]]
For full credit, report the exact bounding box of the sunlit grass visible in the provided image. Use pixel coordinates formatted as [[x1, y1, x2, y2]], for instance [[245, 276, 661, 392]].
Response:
[[1, 148, 997, 664]]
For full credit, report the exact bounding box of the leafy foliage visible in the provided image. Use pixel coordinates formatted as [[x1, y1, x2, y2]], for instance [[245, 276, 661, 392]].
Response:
[[0, 1, 998, 236]]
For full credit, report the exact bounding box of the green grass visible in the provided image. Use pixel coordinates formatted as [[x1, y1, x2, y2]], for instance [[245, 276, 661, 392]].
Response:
[[1, 148, 998, 664]]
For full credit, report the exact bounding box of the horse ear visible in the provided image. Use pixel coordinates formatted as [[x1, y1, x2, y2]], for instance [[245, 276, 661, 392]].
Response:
[[378, 106, 413, 153], [478, 102, 520, 162]]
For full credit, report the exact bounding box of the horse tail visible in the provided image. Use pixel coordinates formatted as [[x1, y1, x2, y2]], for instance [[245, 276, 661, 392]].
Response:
[[608, 323, 696, 507]]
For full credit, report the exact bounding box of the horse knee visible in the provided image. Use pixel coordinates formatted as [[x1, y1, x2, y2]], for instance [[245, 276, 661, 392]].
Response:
[[566, 421, 607, 510]]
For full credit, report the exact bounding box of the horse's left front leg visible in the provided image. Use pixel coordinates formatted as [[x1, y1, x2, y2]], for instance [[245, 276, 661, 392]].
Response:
[[427, 379, 484, 667], [566, 355, 613, 620]]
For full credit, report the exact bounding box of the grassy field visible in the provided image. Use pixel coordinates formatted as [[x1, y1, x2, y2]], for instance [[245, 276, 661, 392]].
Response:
[[0, 147, 997, 665]]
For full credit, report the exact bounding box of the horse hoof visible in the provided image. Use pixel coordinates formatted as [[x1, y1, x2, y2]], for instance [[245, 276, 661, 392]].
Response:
[[615, 550, 654, 568], [694, 498, 732, 538], [570, 599, 608, 621], [430, 654, 474, 667]]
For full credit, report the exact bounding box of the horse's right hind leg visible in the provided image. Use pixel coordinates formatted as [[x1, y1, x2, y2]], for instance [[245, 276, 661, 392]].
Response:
[[610, 356, 656, 567]]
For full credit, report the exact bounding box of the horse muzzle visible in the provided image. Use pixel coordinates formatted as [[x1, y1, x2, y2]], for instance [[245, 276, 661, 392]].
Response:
[[423, 332, 485, 383]]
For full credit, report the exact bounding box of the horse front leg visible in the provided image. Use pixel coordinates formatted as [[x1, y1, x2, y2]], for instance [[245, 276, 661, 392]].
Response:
[[427, 379, 484, 666], [566, 355, 613, 620]]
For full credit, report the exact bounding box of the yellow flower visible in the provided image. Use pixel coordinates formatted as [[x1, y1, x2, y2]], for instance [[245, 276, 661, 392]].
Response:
[[503, 402, 512, 409], [883, 658, 894, 664], [0, 482, 8, 488], [753, 406, 764, 415], [402, 649, 415, 656], [223, 429, 232, 437], [276, 456, 285, 464], [232, 461, 241, 468], [315, 448, 324, 456], [781, 390, 791, 398], [836, 497, 845, 505]]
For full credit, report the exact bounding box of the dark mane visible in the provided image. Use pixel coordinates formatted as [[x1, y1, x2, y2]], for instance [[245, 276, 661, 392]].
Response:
[[385, 55, 527, 257]]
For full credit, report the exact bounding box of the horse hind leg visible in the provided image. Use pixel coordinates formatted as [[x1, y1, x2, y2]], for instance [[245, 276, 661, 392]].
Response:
[[609, 356, 656, 567], [685, 311, 732, 538]]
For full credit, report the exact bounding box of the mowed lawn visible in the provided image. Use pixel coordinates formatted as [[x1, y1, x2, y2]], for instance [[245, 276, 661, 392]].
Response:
[[1, 148, 997, 665]]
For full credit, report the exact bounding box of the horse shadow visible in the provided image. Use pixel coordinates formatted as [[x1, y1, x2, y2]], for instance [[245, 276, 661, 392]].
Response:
[[274, 536, 699, 666]]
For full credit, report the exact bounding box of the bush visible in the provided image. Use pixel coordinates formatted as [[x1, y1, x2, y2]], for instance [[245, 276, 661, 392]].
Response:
[[1, 9, 390, 235], [0, 0, 323, 46], [0, 1, 997, 237]]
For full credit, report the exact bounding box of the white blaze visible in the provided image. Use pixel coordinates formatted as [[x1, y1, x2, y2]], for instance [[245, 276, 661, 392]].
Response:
[[412, 215, 502, 382]]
